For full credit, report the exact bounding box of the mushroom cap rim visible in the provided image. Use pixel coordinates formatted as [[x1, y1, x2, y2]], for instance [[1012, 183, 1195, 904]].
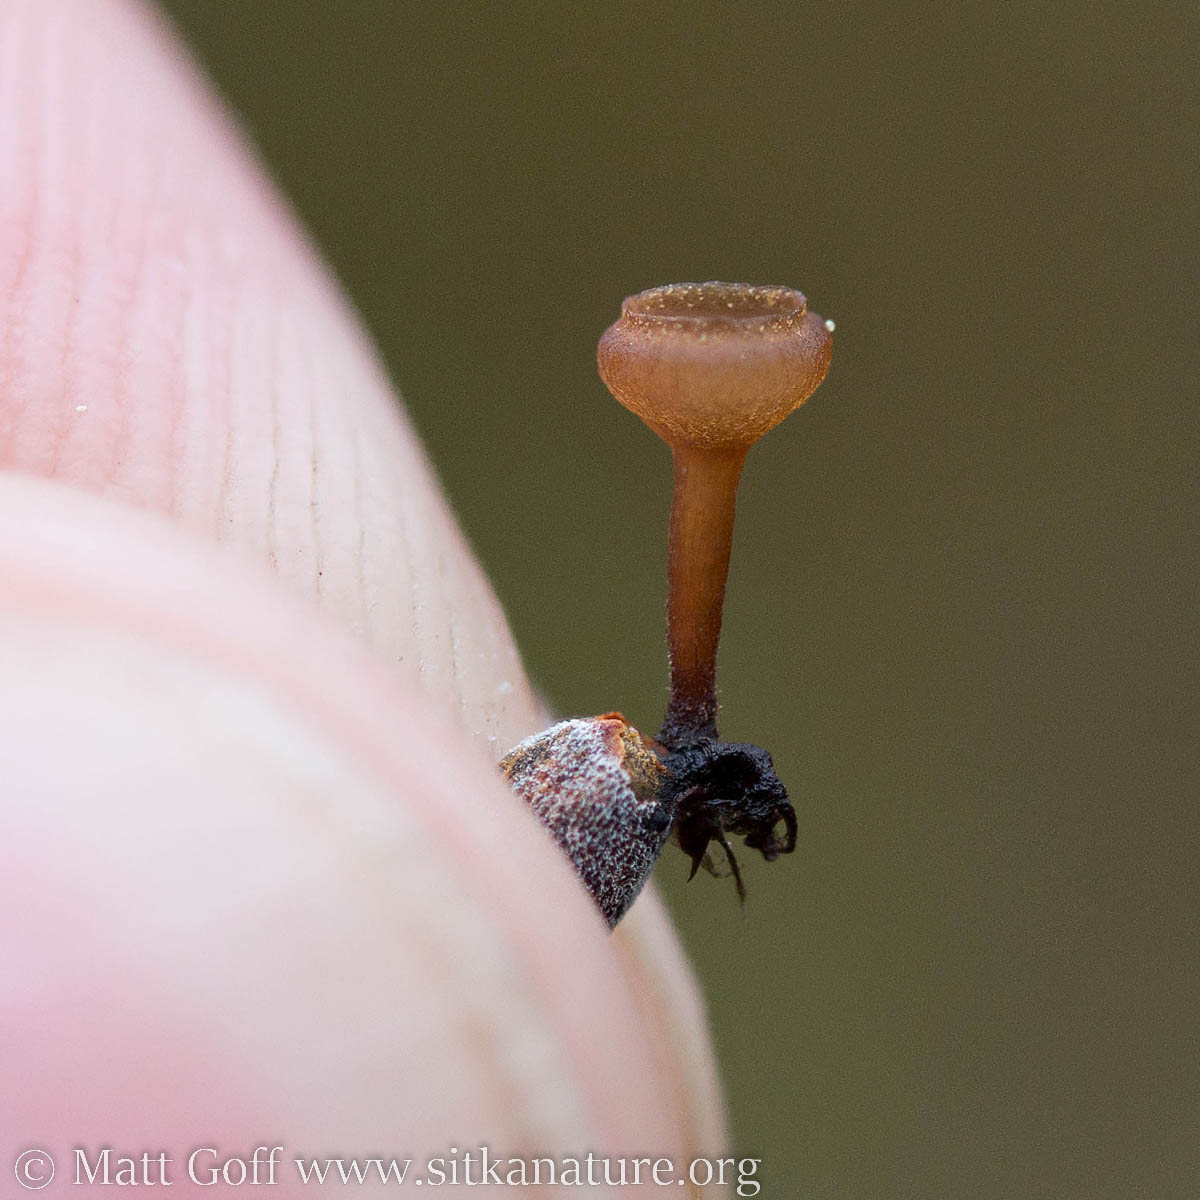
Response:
[[597, 281, 833, 449]]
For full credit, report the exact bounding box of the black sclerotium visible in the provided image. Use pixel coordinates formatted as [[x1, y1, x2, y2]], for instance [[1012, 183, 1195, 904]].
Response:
[[657, 733, 797, 903]]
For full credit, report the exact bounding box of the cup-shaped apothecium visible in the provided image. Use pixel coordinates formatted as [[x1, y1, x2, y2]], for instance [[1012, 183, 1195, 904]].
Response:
[[598, 282, 831, 450], [598, 282, 832, 745]]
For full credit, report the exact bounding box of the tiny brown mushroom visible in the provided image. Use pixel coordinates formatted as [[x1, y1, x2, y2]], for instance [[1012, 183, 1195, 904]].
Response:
[[597, 281, 832, 746], [499, 281, 832, 926]]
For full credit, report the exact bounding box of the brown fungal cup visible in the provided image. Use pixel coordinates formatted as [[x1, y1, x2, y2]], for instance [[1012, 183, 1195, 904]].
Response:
[[598, 282, 832, 745]]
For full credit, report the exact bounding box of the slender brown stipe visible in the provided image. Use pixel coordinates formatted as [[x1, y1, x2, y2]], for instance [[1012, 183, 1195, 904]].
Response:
[[597, 282, 832, 746]]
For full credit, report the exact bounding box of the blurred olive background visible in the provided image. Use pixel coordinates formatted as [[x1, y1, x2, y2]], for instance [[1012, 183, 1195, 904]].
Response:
[[159, 2, 1196, 1196]]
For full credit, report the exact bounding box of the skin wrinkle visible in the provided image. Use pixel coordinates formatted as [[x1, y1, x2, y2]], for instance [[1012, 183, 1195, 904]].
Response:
[[165, 268, 188, 520], [209, 244, 235, 540], [32, 14, 73, 477], [355, 422, 397, 659], [399, 445, 429, 677], [0, 10, 36, 449], [350, 421, 372, 644], [126, 157, 190, 516], [308, 358, 324, 604], [0, 8, 41, 454], [396, 468, 422, 671], [223, 261, 270, 554], [440, 542, 465, 724], [56, 11, 113, 485], [264, 298, 281, 574], [160, 224, 190, 524], [155, 161, 196, 521], [46, 44, 83, 479], [48, 238, 81, 477], [272, 299, 310, 590], [176, 228, 210, 530], [303, 313, 359, 618], [72, 24, 110, 486]]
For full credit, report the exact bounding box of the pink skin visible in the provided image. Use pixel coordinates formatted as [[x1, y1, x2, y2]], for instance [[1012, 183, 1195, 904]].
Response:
[[0, 1, 723, 1195]]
